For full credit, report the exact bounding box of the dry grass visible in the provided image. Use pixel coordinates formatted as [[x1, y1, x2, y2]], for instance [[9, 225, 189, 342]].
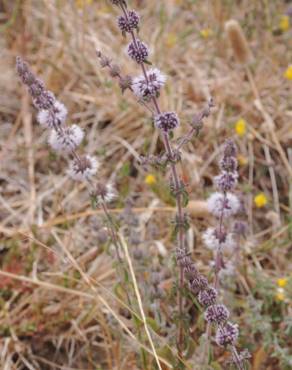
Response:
[[0, 0, 291, 369]]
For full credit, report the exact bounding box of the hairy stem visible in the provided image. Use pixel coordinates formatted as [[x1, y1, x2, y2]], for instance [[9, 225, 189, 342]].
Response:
[[203, 190, 244, 370], [119, 2, 187, 356], [100, 200, 134, 308]]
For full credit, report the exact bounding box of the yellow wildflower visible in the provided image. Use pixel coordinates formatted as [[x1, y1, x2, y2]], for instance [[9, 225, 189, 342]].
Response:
[[235, 118, 247, 137], [277, 278, 288, 288], [145, 174, 156, 185], [279, 15, 290, 32], [237, 155, 248, 166], [275, 288, 285, 302], [166, 33, 177, 48], [254, 193, 268, 208], [284, 65, 292, 80], [200, 28, 213, 39]]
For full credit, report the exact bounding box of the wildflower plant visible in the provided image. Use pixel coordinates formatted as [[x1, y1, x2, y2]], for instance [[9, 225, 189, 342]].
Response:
[[16, 54, 162, 369], [98, 1, 248, 368], [15, 1, 250, 368], [101, 0, 213, 361], [201, 140, 250, 369], [15, 57, 123, 268]]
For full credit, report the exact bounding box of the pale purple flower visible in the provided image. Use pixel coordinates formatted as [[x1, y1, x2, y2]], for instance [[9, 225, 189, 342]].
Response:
[[215, 322, 239, 347], [16, 56, 56, 111], [118, 10, 140, 33], [68, 155, 99, 182], [154, 112, 180, 132], [37, 101, 67, 128], [184, 263, 198, 280], [91, 182, 117, 204], [189, 275, 209, 294], [215, 171, 238, 192], [204, 304, 230, 324], [48, 124, 84, 153], [202, 228, 236, 252], [219, 156, 238, 173], [127, 39, 149, 63], [132, 68, 166, 100], [223, 139, 237, 158], [198, 287, 217, 307], [207, 192, 240, 218]]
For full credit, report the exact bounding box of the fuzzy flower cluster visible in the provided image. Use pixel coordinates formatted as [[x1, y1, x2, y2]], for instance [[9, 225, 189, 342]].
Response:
[[154, 111, 180, 132], [16, 57, 68, 129], [16, 56, 55, 111], [215, 142, 239, 193], [17, 57, 118, 205], [109, 2, 178, 135], [48, 124, 84, 153], [68, 155, 99, 182], [127, 39, 149, 64], [207, 192, 239, 218], [203, 140, 240, 255], [37, 101, 68, 129], [90, 182, 117, 205], [202, 227, 235, 252], [118, 10, 139, 33], [181, 140, 245, 356], [216, 322, 239, 347], [132, 68, 166, 101], [16, 57, 98, 183], [176, 248, 239, 347]]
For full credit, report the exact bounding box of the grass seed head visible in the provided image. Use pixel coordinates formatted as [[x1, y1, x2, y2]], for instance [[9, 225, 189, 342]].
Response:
[[225, 19, 252, 64]]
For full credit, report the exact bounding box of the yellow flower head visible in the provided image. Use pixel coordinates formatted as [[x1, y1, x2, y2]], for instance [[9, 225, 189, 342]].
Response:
[[254, 193, 268, 208], [145, 174, 156, 185], [166, 33, 178, 48], [284, 65, 292, 80], [237, 154, 248, 166], [235, 118, 247, 137], [200, 28, 213, 39], [275, 288, 285, 302], [279, 15, 290, 32], [277, 278, 288, 288]]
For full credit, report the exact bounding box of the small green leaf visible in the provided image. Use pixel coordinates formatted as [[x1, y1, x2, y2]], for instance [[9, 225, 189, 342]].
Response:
[[157, 345, 175, 364], [182, 190, 189, 207], [119, 161, 130, 177], [114, 282, 124, 299], [146, 317, 160, 333], [132, 313, 143, 328]]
